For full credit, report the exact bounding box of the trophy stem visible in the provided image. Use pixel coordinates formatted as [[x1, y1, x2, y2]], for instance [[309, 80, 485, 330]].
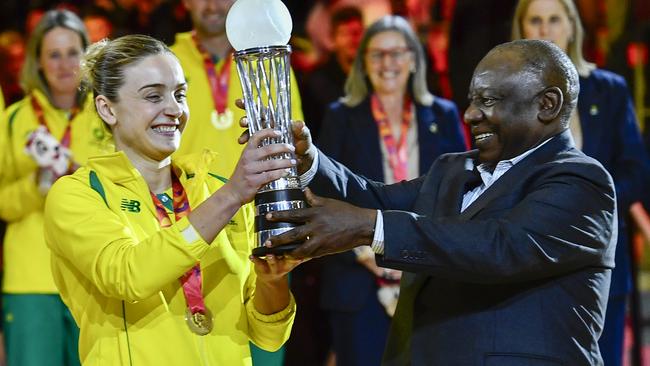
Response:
[[232, 45, 305, 257]]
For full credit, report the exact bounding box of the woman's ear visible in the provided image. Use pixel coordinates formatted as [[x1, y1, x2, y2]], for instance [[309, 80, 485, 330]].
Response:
[[95, 95, 117, 127], [537, 86, 563, 123]]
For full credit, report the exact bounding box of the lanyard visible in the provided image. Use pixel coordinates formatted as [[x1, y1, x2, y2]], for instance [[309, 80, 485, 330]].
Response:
[[192, 31, 232, 114], [370, 94, 413, 182], [31, 95, 78, 148], [149, 172, 206, 315]]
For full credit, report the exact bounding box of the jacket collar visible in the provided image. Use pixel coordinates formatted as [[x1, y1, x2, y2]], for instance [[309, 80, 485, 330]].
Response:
[[459, 129, 575, 219], [86, 149, 220, 186]]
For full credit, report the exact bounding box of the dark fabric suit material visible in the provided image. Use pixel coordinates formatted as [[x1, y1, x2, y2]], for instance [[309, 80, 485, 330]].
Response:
[[579, 68, 650, 366], [316, 97, 467, 312], [578, 69, 650, 296], [311, 130, 617, 365], [314, 97, 466, 366]]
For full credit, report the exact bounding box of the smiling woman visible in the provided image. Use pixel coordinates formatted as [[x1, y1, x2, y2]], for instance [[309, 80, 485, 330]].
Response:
[[94, 50, 188, 165], [42, 34, 301, 365], [0, 10, 108, 366], [315, 15, 467, 366]]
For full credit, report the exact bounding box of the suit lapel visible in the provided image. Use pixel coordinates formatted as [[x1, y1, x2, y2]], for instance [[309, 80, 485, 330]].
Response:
[[437, 152, 479, 216], [460, 131, 574, 219]]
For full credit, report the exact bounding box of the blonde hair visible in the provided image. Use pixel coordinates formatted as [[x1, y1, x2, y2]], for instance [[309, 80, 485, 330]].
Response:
[[342, 15, 433, 107], [81, 34, 172, 102], [511, 0, 595, 77], [20, 9, 90, 105]]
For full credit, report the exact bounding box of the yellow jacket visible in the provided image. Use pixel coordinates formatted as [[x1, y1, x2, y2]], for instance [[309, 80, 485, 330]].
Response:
[[171, 32, 304, 176], [0, 90, 110, 293], [44, 150, 295, 365]]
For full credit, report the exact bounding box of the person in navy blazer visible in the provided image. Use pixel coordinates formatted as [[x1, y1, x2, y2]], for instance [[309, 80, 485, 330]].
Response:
[[512, 1, 650, 364], [315, 15, 466, 366], [264, 40, 617, 365]]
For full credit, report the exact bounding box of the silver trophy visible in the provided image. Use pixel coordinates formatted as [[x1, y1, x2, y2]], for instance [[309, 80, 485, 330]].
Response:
[[226, 0, 305, 256]]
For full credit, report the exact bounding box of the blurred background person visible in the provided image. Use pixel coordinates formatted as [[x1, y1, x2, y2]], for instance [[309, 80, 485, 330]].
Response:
[[301, 5, 364, 141], [286, 8, 364, 365], [0, 28, 9, 366], [170, 0, 304, 364], [315, 15, 467, 366], [0, 9, 110, 366], [512, 1, 650, 365], [305, 0, 390, 61]]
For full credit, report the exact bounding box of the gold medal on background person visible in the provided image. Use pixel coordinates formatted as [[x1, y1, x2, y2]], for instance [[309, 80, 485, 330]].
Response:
[[192, 31, 233, 132]]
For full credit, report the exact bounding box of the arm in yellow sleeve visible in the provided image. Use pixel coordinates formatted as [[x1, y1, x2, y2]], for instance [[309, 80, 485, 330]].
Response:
[[44, 173, 212, 302], [0, 112, 44, 221], [244, 265, 296, 352], [0, 170, 44, 222], [0, 103, 45, 221], [235, 203, 295, 351]]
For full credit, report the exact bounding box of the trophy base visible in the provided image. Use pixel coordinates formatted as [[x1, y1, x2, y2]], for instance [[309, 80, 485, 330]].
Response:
[[252, 243, 302, 258]]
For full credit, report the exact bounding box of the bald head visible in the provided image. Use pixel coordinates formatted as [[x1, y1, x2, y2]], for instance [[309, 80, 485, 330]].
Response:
[[485, 39, 579, 127], [465, 39, 580, 164]]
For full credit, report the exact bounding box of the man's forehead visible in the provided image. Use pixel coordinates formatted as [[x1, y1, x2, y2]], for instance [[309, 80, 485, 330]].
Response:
[[471, 61, 543, 91], [471, 67, 526, 89]]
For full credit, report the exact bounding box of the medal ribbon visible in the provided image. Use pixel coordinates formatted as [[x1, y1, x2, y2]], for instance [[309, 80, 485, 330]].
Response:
[[149, 172, 207, 315], [31, 95, 78, 148], [192, 31, 232, 114], [370, 94, 413, 182]]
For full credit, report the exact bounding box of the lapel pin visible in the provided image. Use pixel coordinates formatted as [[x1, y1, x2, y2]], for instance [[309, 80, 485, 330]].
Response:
[[429, 123, 438, 133], [589, 105, 598, 116]]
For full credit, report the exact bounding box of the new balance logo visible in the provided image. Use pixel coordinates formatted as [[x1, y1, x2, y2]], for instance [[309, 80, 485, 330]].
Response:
[[120, 199, 141, 213]]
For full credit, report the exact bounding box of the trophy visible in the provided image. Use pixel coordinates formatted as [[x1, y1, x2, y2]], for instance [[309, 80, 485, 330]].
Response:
[[226, 0, 305, 257]]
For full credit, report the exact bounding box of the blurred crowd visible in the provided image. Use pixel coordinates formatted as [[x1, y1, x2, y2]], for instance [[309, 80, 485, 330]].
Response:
[[0, 1, 647, 120], [0, 1, 650, 366]]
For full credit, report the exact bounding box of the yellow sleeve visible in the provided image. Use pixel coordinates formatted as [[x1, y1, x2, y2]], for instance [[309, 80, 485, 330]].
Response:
[[0, 173, 44, 222], [0, 107, 44, 222], [289, 69, 304, 121], [245, 290, 296, 351], [44, 173, 212, 302], [236, 202, 296, 351]]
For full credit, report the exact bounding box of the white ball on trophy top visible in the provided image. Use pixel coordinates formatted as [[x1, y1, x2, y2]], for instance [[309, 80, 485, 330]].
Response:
[[225, 0, 293, 51]]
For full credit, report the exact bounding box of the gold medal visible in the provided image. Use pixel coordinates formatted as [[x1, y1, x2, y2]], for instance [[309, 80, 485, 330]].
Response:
[[211, 108, 234, 130], [185, 308, 213, 336]]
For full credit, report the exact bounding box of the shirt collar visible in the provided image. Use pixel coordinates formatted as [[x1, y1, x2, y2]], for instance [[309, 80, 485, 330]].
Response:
[[469, 136, 553, 184]]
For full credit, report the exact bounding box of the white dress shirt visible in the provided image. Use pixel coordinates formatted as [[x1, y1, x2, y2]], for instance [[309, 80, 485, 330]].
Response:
[[300, 138, 552, 255]]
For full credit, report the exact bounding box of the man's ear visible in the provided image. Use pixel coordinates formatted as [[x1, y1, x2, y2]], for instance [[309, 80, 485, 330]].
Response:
[[538, 86, 563, 123], [95, 95, 117, 127]]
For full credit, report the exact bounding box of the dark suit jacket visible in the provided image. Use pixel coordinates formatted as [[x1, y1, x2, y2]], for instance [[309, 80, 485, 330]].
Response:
[[578, 68, 650, 297], [312, 130, 617, 365], [315, 98, 466, 312]]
